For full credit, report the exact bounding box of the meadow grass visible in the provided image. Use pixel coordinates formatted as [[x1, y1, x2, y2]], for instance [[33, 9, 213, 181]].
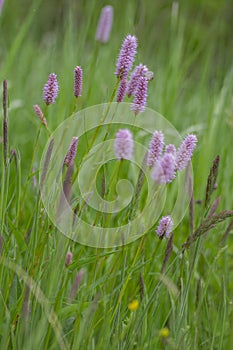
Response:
[[0, 0, 233, 349]]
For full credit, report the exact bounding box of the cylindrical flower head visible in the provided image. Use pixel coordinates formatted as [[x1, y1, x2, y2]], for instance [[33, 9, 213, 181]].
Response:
[[156, 215, 173, 239], [43, 73, 59, 105], [74, 66, 83, 97], [165, 144, 176, 157], [95, 5, 113, 43], [176, 134, 197, 171], [151, 153, 176, 184], [0, 0, 4, 13], [147, 131, 164, 167], [115, 35, 137, 80], [65, 251, 73, 267], [33, 104, 47, 126], [64, 137, 79, 167], [127, 64, 148, 97], [131, 76, 148, 115], [114, 129, 133, 160], [116, 78, 127, 102]]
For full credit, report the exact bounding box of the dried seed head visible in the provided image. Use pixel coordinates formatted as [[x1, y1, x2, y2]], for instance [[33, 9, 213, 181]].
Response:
[[74, 66, 83, 97]]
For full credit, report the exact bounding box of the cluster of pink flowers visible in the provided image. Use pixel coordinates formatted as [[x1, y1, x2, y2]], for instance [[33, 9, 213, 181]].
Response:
[[115, 34, 153, 114], [148, 131, 197, 184], [33, 6, 199, 243]]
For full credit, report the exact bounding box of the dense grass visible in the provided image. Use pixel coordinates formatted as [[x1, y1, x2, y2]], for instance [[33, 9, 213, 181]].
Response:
[[0, 0, 233, 349]]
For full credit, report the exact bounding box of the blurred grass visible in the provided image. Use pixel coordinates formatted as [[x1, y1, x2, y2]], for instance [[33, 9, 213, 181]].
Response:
[[0, 0, 233, 349]]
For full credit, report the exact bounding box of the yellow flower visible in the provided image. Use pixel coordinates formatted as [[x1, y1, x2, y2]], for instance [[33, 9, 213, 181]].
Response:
[[159, 327, 170, 338], [128, 299, 139, 311]]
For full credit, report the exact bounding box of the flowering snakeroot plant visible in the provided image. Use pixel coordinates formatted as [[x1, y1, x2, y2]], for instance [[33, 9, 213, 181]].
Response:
[[43, 73, 59, 105], [115, 35, 137, 80], [156, 215, 173, 239], [95, 5, 113, 43], [114, 129, 133, 160], [74, 66, 83, 98], [64, 137, 79, 167]]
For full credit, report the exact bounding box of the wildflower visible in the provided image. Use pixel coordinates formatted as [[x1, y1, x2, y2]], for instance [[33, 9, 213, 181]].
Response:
[[159, 327, 170, 338], [116, 78, 127, 102], [165, 144, 176, 157], [43, 73, 59, 105], [114, 129, 133, 160], [33, 104, 47, 126], [127, 64, 148, 97], [151, 153, 176, 184], [65, 251, 73, 267], [131, 76, 148, 115], [115, 35, 137, 80], [156, 216, 173, 239], [128, 299, 139, 311], [64, 137, 79, 167], [176, 134, 197, 171], [69, 269, 85, 301], [74, 66, 83, 97], [147, 131, 164, 167], [0, 0, 4, 13], [95, 5, 113, 43]]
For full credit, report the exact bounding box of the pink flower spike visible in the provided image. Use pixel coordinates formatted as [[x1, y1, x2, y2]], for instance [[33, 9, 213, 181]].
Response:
[[33, 104, 47, 126], [64, 137, 79, 167], [74, 66, 83, 97], [151, 153, 176, 184], [131, 76, 148, 115], [115, 35, 137, 80], [127, 64, 148, 97], [147, 131, 164, 167], [176, 134, 197, 171], [43, 73, 59, 105], [156, 215, 173, 239], [116, 78, 127, 102], [65, 251, 73, 267], [114, 129, 133, 160], [165, 144, 176, 157], [95, 5, 113, 43]]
